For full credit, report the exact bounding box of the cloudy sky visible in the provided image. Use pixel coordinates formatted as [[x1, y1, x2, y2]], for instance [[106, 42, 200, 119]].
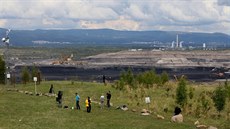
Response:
[[0, 0, 230, 34]]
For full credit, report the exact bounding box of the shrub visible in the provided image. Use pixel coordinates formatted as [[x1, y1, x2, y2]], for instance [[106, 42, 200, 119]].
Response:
[[137, 70, 156, 88], [194, 101, 202, 117], [115, 69, 170, 90], [212, 86, 227, 113], [154, 75, 161, 86], [176, 77, 187, 107], [199, 91, 211, 115], [31, 65, 42, 84], [31, 65, 38, 80], [21, 66, 30, 84], [224, 81, 230, 101], [188, 87, 194, 99], [120, 68, 136, 89], [161, 71, 169, 85]]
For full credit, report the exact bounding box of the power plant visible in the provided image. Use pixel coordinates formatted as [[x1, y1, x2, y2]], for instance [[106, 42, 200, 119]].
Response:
[[171, 34, 183, 49]]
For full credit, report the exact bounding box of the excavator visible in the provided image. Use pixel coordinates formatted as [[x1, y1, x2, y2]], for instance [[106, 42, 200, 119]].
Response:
[[52, 54, 73, 65]]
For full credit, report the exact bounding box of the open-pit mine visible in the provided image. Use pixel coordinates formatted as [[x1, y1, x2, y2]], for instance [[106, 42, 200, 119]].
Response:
[[9, 49, 230, 82]]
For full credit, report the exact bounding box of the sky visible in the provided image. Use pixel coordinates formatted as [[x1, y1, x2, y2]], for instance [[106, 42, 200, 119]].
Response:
[[0, 0, 230, 35]]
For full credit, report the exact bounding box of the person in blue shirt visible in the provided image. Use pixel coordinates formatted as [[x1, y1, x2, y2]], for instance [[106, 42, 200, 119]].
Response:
[[75, 93, 80, 110]]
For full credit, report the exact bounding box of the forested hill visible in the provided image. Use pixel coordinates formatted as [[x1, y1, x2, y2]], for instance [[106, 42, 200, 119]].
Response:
[[0, 28, 229, 47]]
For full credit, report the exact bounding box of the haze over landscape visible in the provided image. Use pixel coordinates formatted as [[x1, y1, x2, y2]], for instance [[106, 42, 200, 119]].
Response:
[[0, 0, 230, 81], [1, 1, 230, 129]]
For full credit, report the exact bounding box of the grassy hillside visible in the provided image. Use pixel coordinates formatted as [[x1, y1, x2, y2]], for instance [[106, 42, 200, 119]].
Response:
[[0, 81, 229, 129]]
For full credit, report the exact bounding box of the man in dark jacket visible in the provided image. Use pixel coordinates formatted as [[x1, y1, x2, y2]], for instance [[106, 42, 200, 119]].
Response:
[[56, 91, 63, 108], [106, 91, 111, 108]]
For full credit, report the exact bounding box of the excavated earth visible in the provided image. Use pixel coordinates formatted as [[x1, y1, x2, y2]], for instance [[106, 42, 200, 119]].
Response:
[[13, 50, 230, 82]]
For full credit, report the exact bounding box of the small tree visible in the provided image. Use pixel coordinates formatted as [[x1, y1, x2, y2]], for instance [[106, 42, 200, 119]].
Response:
[[126, 68, 134, 87], [21, 66, 30, 84], [31, 65, 42, 84], [37, 70, 42, 85], [224, 81, 230, 101], [199, 91, 211, 115], [176, 77, 187, 107], [137, 70, 156, 88], [114, 79, 125, 91], [154, 75, 161, 86], [31, 65, 38, 80], [188, 87, 194, 99], [161, 71, 169, 85], [0, 57, 5, 84], [212, 86, 227, 114], [120, 68, 136, 89]]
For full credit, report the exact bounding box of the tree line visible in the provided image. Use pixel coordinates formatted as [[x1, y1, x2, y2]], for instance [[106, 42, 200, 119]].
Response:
[[114, 68, 169, 90], [0, 56, 41, 84]]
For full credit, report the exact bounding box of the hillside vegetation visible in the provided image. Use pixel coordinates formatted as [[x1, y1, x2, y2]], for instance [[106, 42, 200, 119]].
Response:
[[0, 79, 230, 129]]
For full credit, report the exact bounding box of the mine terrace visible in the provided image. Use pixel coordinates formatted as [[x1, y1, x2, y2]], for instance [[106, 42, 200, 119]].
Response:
[[8, 49, 230, 82]]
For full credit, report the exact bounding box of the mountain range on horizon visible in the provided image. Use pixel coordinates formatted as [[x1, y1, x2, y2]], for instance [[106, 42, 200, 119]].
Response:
[[0, 28, 230, 47]]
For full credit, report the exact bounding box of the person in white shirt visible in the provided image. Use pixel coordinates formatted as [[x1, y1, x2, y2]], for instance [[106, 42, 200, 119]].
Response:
[[100, 94, 105, 109]]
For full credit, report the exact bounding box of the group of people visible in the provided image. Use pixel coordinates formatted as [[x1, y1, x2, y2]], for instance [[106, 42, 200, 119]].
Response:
[[76, 91, 112, 113], [52, 84, 183, 121], [51, 84, 112, 113]]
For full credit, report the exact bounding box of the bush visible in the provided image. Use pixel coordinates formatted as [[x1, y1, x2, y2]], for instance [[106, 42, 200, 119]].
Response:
[[136, 70, 156, 88], [224, 81, 230, 101], [199, 91, 211, 115], [115, 69, 170, 90], [212, 86, 227, 113], [176, 77, 187, 107], [161, 71, 169, 85], [188, 87, 194, 99], [117, 79, 125, 90], [120, 68, 136, 89], [194, 101, 202, 117], [21, 66, 30, 84]]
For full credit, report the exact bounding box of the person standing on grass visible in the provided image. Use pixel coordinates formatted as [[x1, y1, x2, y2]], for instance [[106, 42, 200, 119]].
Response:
[[88, 96, 91, 112], [85, 96, 91, 113], [100, 94, 105, 109], [106, 91, 111, 108], [56, 91, 63, 108], [49, 84, 54, 94], [75, 93, 80, 110], [102, 75, 106, 85]]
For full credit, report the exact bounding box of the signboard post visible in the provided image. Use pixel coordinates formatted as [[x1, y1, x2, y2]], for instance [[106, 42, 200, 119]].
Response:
[[145, 97, 150, 110], [6, 73, 10, 79], [6, 73, 10, 86], [33, 77, 37, 94]]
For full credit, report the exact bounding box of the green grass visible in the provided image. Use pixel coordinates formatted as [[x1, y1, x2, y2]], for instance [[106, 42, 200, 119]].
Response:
[[0, 81, 229, 129]]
